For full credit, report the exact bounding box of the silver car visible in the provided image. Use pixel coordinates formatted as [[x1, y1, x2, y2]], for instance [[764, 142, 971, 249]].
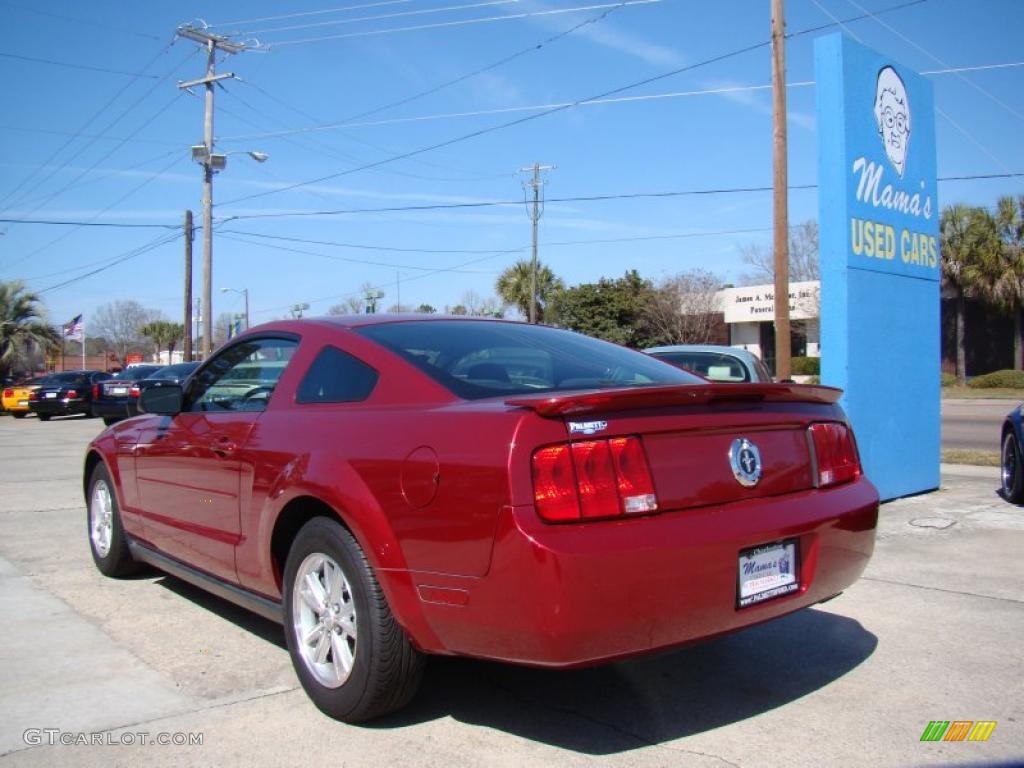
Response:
[[644, 344, 774, 383]]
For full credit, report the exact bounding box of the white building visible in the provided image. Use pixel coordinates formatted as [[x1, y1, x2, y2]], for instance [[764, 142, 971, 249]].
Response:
[[716, 281, 820, 363]]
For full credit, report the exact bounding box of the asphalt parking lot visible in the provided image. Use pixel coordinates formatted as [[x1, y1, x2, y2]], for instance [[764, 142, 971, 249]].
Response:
[[0, 414, 1021, 767]]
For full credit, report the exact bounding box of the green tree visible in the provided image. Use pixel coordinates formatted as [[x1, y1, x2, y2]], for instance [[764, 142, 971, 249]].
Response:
[[140, 320, 184, 363], [992, 195, 1024, 368], [0, 281, 60, 382], [415, 304, 437, 314], [549, 270, 658, 348], [940, 205, 1001, 383], [495, 260, 564, 323]]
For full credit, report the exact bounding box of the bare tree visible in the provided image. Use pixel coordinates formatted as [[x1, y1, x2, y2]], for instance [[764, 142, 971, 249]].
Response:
[[644, 269, 724, 345], [328, 297, 365, 315], [92, 300, 159, 364], [738, 220, 819, 286]]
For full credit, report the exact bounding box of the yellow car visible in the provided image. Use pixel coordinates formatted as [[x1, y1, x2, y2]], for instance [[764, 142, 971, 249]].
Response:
[[2, 377, 47, 418]]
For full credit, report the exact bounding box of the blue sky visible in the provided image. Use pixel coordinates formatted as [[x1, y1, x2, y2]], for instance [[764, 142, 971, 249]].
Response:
[[1, 0, 1021, 328]]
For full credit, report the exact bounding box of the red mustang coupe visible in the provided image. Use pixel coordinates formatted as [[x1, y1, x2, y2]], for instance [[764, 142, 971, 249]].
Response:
[[84, 316, 878, 722]]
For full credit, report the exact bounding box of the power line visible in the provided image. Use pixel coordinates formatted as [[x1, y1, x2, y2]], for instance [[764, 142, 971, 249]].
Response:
[[9, 149, 182, 210], [0, 49, 195, 219], [223, 0, 646, 144], [1, 172, 1017, 233], [218, 231, 518, 271], [0, 42, 179, 211], [209, 0, 416, 28], [219, 58, 1024, 142], [1, 0, 163, 41], [1, 90, 187, 242], [220, 229, 526, 254], [3, 153, 187, 272], [0, 218, 178, 229], [35, 231, 182, 295], [217, 0, 936, 208], [846, 0, 1024, 126], [0, 51, 162, 78], [248, 0, 523, 36], [266, 0, 662, 47]]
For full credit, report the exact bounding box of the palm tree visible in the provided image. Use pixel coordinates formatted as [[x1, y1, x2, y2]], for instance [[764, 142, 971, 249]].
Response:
[[994, 195, 1024, 368], [140, 320, 184, 364], [0, 281, 60, 382], [495, 260, 564, 323], [940, 205, 1000, 383]]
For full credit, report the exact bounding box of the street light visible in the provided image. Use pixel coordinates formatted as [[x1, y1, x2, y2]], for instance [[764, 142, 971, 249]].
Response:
[[220, 287, 250, 330], [190, 146, 267, 359]]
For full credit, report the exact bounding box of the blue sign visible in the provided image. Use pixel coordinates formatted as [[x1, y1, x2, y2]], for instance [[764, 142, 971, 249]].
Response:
[[816, 34, 939, 500]]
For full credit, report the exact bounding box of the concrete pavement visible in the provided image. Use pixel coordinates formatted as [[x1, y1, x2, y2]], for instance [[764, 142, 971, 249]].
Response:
[[0, 415, 1020, 767]]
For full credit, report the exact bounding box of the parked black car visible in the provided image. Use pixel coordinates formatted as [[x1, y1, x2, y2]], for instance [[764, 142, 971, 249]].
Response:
[[29, 371, 112, 421], [94, 362, 200, 425], [91, 365, 165, 425]]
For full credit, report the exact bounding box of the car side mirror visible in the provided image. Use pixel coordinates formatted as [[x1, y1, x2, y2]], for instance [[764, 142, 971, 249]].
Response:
[[139, 383, 183, 415]]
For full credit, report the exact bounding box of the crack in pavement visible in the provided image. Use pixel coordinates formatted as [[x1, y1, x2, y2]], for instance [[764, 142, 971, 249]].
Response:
[[861, 576, 1023, 604]]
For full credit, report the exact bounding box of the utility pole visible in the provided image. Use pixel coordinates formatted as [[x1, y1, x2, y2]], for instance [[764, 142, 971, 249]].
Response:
[[519, 163, 555, 324], [176, 24, 248, 359], [771, 0, 792, 380], [183, 209, 193, 361]]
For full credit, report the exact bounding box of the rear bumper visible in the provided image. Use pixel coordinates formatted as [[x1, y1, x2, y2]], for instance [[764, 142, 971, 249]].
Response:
[[91, 400, 136, 419], [406, 476, 878, 666], [29, 398, 91, 416]]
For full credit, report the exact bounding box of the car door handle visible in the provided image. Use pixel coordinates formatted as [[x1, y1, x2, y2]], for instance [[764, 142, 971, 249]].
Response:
[[212, 437, 238, 458]]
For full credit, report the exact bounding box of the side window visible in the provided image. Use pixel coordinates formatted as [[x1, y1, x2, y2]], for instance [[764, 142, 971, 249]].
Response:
[[188, 337, 298, 413], [296, 346, 378, 404]]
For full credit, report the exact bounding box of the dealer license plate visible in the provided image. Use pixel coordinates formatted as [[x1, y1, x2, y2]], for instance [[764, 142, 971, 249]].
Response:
[[738, 540, 799, 607], [110, 386, 128, 395], [45, 392, 57, 399]]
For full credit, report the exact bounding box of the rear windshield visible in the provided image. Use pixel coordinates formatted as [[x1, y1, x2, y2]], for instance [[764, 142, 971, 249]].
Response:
[[651, 351, 751, 382], [111, 366, 162, 380], [147, 362, 199, 379], [40, 372, 88, 385], [356, 320, 702, 400]]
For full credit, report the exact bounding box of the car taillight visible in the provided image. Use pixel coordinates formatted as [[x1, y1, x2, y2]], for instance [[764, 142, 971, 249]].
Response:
[[66, 389, 78, 399], [28, 391, 39, 401], [129, 384, 140, 398], [92, 384, 100, 399], [809, 422, 861, 488], [3, 389, 11, 398], [531, 436, 658, 522]]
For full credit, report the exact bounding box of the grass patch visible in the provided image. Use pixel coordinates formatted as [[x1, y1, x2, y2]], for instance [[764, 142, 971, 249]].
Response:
[[942, 386, 1024, 400], [941, 449, 1000, 466]]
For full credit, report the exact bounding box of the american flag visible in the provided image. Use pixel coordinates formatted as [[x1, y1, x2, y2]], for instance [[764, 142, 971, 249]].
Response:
[[63, 314, 83, 341]]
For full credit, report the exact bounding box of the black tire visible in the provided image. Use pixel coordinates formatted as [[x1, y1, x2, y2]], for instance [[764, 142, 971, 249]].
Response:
[[102, 417, 119, 426], [283, 517, 424, 722], [37, 414, 51, 422], [1001, 431, 1024, 504], [87, 462, 138, 577], [12, 412, 26, 419]]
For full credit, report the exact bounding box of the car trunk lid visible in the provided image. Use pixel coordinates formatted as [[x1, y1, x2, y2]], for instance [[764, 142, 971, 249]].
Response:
[[509, 383, 842, 511]]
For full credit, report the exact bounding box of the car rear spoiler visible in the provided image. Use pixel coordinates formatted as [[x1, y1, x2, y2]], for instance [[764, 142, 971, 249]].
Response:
[[506, 382, 843, 417]]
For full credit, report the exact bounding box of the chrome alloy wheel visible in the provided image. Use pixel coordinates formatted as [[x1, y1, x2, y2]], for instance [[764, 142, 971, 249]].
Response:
[[291, 552, 358, 688], [1002, 434, 1018, 496], [89, 479, 114, 558]]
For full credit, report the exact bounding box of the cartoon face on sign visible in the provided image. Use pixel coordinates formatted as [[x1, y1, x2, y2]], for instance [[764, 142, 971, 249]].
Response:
[[874, 66, 911, 177]]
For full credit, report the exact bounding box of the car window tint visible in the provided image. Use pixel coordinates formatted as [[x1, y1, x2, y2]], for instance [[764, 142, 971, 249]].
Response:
[[357, 320, 701, 400], [188, 337, 298, 413], [296, 346, 378, 404]]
